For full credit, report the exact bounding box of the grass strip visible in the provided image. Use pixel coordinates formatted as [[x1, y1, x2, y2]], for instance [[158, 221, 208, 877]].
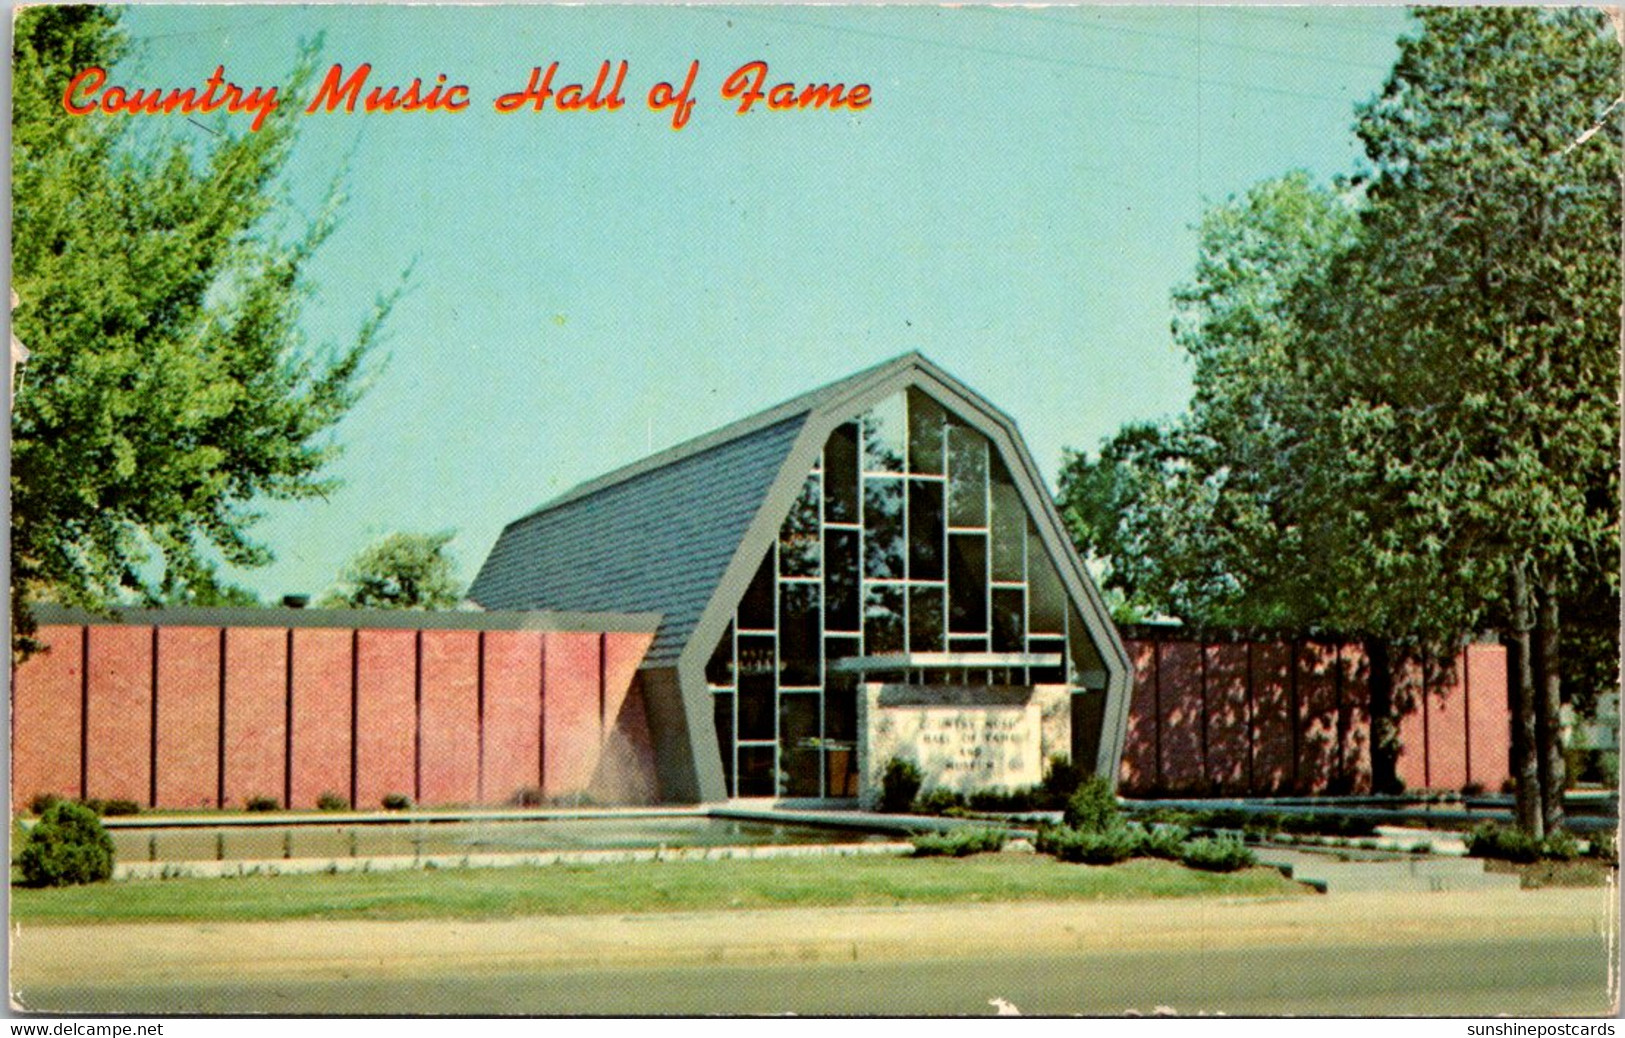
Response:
[[12, 854, 1306, 925]]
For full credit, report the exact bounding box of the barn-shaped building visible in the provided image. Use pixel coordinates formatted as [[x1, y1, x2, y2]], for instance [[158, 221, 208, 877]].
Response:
[[470, 353, 1132, 804]]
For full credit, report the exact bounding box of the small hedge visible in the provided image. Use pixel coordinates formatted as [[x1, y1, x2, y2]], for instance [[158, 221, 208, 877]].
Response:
[[911, 827, 1008, 858], [1465, 822, 1592, 863], [316, 792, 349, 811], [1138, 824, 1190, 861], [245, 795, 280, 812], [1062, 776, 1121, 833], [381, 792, 413, 811], [19, 802, 115, 887], [879, 759, 923, 814], [1037, 823, 1141, 865], [1178, 835, 1256, 873]]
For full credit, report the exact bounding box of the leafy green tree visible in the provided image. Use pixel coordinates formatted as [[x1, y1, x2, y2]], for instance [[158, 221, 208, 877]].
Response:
[[10, 7, 397, 653], [319, 531, 463, 610], [1058, 173, 1359, 631], [1060, 11, 1620, 824], [1299, 7, 1621, 833]]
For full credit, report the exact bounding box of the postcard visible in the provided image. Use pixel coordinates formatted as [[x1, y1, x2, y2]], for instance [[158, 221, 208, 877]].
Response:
[[8, 2, 1619, 1020]]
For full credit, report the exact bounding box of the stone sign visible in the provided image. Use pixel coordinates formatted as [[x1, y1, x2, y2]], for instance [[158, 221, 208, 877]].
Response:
[[857, 683, 1069, 808]]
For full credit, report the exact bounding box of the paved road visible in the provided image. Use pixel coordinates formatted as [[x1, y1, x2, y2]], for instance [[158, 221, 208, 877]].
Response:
[[13, 888, 1617, 1016]]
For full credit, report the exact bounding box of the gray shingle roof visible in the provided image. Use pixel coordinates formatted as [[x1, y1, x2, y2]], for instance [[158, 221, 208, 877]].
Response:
[[470, 354, 934, 667]]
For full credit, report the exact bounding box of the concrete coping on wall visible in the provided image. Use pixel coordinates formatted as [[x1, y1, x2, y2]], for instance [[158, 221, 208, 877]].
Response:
[[84, 806, 710, 829], [28, 604, 663, 633]]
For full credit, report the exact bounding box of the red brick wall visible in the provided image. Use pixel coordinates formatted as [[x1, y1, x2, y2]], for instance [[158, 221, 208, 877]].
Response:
[[1120, 636, 1511, 797], [354, 629, 415, 809], [480, 631, 543, 803], [12, 619, 659, 812], [12, 625, 83, 807], [154, 627, 221, 810]]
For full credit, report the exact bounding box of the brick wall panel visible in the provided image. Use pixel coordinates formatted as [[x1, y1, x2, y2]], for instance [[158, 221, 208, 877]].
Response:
[[223, 628, 286, 808], [1465, 645, 1511, 791], [1251, 643, 1294, 795], [1394, 654, 1429, 791], [542, 631, 602, 796], [1339, 643, 1372, 794], [354, 630, 416, 810], [420, 630, 480, 805], [1157, 641, 1205, 793], [84, 626, 153, 804], [1296, 643, 1341, 794], [480, 631, 543, 804], [1425, 653, 1470, 792], [155, 627, 221, 809], [1204, 644, 1250, 794], [12, 626, 84, 810], [289, 629, 352, 809], [1117, 641, 1160, 793]]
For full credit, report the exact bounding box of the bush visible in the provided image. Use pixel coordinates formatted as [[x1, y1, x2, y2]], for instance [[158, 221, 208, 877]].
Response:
[[100, 799, 141, 817], [28, 792, 62, 816], [1585, 831, 1617, 863], [1178, 835, 1256, 873], [879, 758, 923, 814], [1062, 775, 1120, 833], [963, 787, 1030, 812], [512, 787, 545, 807], [1542, 828, 1581, 862], [1037, 823, 1141, 865], [912, 788, 964, 816], [381, 792, 413, 811], [245, 795, 280, 812], [1465, 822, 1543, 863], [1139, 824, 1190, 860], [19, 802, 115, 886], [1038, 755, 1086, 809], [316, 792, 349, 811], [911, 827, 1008, 857]]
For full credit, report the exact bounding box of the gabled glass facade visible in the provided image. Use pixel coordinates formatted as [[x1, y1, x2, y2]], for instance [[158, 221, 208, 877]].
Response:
[[706, 389, 1109, 799]]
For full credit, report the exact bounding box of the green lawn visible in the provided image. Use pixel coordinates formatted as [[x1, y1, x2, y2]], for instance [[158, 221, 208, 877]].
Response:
[[11, 854, 1307, 925]]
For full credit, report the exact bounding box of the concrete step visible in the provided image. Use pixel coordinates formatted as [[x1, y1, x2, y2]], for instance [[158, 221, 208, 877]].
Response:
[[1255, 848, 1522, 893]]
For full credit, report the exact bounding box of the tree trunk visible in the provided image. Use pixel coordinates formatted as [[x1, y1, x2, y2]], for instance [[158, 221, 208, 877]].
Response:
[[1507, 561, 1543, 838], [1534, 584, 1566, 833], [1365, 635, 1401, 794]]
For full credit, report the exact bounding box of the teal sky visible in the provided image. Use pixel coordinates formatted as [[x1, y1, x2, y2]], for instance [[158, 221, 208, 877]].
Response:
[[107, 3, 1412, 603]]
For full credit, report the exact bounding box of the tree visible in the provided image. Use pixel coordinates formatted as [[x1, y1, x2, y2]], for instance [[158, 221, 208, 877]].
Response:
[[319, 531, 463, 610], [1059, 11, 1620, 826], [1059, 173, 1360, 631], [1300, 8, 1621, 834], [10, 7, 398, 653]]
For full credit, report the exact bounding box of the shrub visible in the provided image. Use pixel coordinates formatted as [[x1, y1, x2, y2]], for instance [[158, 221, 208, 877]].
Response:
[[1585, 831, 1617, 863], [19, 802, 115, 886], [100, 799, 141, 817], [912, 788, 964, 816], [28, 792, 62, 816], [1409, 842, 1433, 855], [245, 795, 280, 812], [1038, 823, 1141, 865], [316, 792, 349, 811], [1465, 822, 1543, 863], [1179, 835, 1256, 873], [911, 827, 1008, 857], [879, 758, 923, 814], [381, 792, 413, 811], [1062, 775, 1120, 833], [1542, 828, 1581, 862], [1038, 755, 1086, 808], [512, 787, 545, 807], [1139, 824, 1190, 861], [1460, 781, 1486, 797], [75, 798, 107, 815], [965, 787, 1036, 812]]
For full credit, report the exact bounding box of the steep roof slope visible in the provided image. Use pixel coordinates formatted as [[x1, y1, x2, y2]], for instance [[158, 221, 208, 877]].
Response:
[[469, 354, 923, 665]]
